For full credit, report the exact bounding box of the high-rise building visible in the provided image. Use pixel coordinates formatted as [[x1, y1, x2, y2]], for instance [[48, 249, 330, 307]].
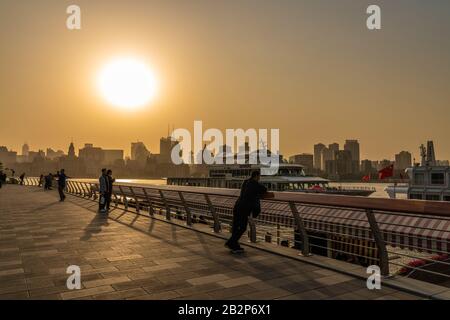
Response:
[[79, 144, 104, 163], [313, 143, 326, 170], [68, 142, 76, 158], [378, 159, 393, 170], [335, 150, 353, 176], [46, 148, 65, 160], [344, 140, 360, 173], [321, 148, 335, 171], [361, 159, 374, 174], [328, 143, 339, 154], [103, 150, 124, 165], [160, 137, 179, 164], [22, 143, 29, 156], [395, 151, 412, 171], [289, 153, 313, 174], [0, 146, 17, 165], [131, 141, 150, 161], [28, 150, 45, 162]]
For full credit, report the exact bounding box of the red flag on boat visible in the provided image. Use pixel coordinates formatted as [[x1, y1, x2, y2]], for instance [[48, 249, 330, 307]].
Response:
[[362, 174, 371, 182], [378, 164, 394, 180]]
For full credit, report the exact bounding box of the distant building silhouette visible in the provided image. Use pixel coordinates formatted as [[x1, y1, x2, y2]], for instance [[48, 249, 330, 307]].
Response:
[[395, 151, 412, 172], [289, 154, 313, 174], [22, 143, 29, 157], [344, 140, 360, 174], [313, 143, 326, 170], [68, 142, 76, 158]]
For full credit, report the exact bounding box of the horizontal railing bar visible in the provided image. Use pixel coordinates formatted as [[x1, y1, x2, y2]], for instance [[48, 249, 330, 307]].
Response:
[[81, 180, 450, 217]]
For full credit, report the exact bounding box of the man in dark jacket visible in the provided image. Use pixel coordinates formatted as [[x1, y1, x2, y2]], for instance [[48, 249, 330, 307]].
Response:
[[56, 169, 68, 201], [98, 168, 108, 213], [105, 169, 115, 212], [225, 170, 274, 253]]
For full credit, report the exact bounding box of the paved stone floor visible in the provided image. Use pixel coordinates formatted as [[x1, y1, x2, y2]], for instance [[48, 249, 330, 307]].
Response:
[[0, 185, 422, 300]]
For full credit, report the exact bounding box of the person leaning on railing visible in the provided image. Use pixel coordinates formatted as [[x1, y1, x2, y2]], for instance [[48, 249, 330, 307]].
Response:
[[225, 170, 274, 253]]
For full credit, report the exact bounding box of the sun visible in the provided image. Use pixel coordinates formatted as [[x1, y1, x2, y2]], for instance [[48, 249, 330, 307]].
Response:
[[97, 57, 158, 110]]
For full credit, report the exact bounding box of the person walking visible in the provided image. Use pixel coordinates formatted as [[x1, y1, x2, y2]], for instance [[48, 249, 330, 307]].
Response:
[[38, 174, 44, 187], [225, 170, 274, 253], [105, 169, 115, 212], [98, 168, 108, 213], [44, 173, 53, 190], [56, 169, 69, 201], [19, 173, 25, 185]]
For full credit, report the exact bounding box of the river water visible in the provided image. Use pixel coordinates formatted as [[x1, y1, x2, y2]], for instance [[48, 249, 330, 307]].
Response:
[[77, 178, 397, 199]]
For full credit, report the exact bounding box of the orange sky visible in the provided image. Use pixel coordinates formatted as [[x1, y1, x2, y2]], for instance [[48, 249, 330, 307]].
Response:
[[1, 0, 449, 161]]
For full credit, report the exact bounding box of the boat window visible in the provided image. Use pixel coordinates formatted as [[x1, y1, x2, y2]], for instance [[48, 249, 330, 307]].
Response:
[[409, 194, 423, 200], [425, 194, 441, 201], [414, 173, 425, 185], [430, 173, 445, 185], [444, 196, 450, 202]]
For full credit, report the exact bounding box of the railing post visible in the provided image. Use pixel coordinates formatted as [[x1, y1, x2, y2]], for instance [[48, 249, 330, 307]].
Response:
[[74, 182, 82, 195], [159, 190, 171, 220], [142, 188, 155, 216], [92, 184, 99, 200], [365, 209, 389, 276], [204, 194, 221, 233], [289, 202, 311, 256], [81, 183, 87, 197], [248, 216, 257, 243], [178, 191, 192, 226], [67, 181, 73, 193], [119, 186, 129, 209], [128, 186, 140, 213]]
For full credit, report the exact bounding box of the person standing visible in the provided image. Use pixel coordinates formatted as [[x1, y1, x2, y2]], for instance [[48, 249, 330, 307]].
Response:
[[225, 170, 274, 253], [98, 168, 108, 213], [105, 169, 115, 212], [56, 169, 68, 201], [0, 171, 5, 188]]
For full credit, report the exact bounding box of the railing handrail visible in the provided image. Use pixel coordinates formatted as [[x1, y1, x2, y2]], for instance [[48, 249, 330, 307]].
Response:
[[21, 177, 450, 282], [78, 180, 450, 218]]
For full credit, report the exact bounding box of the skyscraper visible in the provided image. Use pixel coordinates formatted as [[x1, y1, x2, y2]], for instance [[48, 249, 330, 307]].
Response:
[[328, 143, 339, 154], [131, 142, 150, 161], [68, 142, 76, 158], [289, 153, 314, 174], [395, 151, 412, 171], [22, 143, 29, 156], [160, 137, 179, 164], [314, 143, 326, 170], [344, 140, 360, 174]]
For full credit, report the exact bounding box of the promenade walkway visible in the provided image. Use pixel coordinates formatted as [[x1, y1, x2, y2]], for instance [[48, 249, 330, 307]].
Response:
[[0, 185, 422, 300]]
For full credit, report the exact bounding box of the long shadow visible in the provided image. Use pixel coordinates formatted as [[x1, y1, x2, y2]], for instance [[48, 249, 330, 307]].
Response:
[[80, 213, 110, 241], [21, 202, 59, 214], [67, 194, 312, 279]]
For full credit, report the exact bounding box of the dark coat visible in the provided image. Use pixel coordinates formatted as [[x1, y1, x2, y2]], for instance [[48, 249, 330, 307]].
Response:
[[233, 178, 267, 218]]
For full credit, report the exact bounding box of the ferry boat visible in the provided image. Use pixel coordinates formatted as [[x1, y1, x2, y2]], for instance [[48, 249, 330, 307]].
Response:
[[168, 163, 376, 196], [385, 141, 450, 201]]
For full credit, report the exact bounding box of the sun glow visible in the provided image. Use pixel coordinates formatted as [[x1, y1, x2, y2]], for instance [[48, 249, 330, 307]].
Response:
[[97, 57, 158, 110]]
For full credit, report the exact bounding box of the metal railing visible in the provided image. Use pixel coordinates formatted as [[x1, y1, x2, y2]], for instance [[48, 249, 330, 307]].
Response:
[[22, 177, 450, 285]]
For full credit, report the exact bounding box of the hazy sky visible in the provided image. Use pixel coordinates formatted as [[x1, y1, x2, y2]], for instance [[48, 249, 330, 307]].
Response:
[[1, 0, 449, 160]]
